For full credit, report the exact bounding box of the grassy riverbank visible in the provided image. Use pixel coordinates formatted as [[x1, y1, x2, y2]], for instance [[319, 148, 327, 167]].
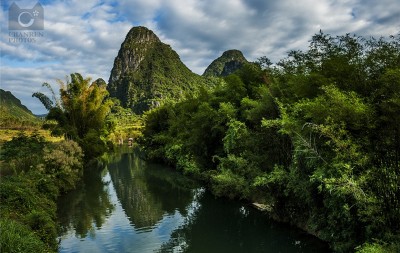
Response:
[[0, 133, 83, 252]]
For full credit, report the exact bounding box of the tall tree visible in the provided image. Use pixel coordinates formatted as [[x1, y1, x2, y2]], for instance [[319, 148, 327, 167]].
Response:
[[33, 73, 113, 158]]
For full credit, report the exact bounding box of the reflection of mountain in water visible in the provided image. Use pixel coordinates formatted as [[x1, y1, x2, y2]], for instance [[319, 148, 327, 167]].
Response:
[[57, 148, 330, 253], [107, 149, 197, 229]]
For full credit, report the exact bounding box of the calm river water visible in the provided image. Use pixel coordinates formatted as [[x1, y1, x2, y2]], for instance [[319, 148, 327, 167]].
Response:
[[57, 147, 329, 253]]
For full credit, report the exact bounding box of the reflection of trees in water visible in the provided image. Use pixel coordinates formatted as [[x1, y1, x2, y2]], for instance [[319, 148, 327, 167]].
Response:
[[108, 150, 197, 229], [157, 191, 330, 253], [157, 191, 265, 253], [57, 165, 115, 238], [101, 145, 130, 165], [156, 188, 205, 253]]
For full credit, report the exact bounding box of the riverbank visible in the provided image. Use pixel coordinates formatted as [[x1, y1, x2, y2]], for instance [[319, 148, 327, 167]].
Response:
[[57, 147, 329, 252], [142, 148, 400, 253], [0, 133, 84, 252]]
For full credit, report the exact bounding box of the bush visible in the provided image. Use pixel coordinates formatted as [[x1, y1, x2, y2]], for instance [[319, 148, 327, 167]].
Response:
[[0, 132, 47, 174], [39, 140, 84, 192], [356, 241, 400, 253], [24, 210, 57, 247], [80, 129, 108, 159], [211, 169, 248, 199]]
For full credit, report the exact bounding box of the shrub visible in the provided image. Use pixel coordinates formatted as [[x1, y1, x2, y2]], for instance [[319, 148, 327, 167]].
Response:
[[0, 132, 47, 174], [39, 140, 84, 192], [211, 169, 248, 199], [356, 241, 400, 253], [24, 210, 57, 247]]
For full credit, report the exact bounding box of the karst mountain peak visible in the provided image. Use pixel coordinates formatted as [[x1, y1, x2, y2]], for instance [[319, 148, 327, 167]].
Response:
[[107, 26, 249, 114]]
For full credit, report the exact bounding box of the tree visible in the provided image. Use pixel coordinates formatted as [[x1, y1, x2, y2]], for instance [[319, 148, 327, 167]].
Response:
[[140, 32, 400, 251], [33, 73, 114, 158]]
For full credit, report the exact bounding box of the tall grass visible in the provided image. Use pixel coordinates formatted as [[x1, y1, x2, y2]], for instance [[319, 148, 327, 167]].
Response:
[[0, 218, 51, 253]]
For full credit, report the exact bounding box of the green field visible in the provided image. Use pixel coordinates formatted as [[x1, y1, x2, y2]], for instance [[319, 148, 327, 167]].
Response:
[[0, 129, 63, 144]]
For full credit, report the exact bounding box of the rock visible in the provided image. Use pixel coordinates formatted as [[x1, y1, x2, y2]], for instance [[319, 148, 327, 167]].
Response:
[[252, 202, 273, 212]]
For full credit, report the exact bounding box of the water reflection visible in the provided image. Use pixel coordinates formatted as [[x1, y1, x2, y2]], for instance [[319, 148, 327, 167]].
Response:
[[157, 192, 330, 253], [57, 147, 329, 253], [107, 148, 196, 229], [57, 164, 115, 238]]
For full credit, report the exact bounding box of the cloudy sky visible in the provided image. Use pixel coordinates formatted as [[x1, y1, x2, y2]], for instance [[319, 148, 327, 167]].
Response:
[[1, 0, 399, 114]]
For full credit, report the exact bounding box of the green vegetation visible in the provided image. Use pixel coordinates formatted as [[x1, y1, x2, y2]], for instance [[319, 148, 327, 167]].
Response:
[[1, 74, 114, 252], [57, 163, 115, 238], [0, 129, 63, 144], [140, 32, 400, 252], [203, 49, 249, 77], [2, 28, 399, 252], [33, 73, 114, 159], [0, 218, 51, 253], [0, 90, 61, 144], [107, 26, 207, 114], [106, 99, 143, 144], [0, 89, 41, 129], [0, 133, 83, 252]]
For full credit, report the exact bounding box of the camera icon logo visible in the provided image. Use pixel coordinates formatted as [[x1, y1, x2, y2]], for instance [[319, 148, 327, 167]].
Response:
[[9, 2, 44, 30]]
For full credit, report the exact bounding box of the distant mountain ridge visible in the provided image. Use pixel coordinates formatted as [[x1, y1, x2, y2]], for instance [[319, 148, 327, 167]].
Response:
[[107, 26, 204, 114], [0, 89, 39, 127]]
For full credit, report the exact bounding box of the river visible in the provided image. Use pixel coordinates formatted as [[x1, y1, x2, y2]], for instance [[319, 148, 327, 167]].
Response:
[[57, 147, 329, 253]]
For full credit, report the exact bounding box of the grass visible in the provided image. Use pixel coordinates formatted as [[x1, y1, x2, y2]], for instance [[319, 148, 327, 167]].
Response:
[[0, 218, 52, 253], [0, 171, 58, 252], [0, 129, 63, 144]]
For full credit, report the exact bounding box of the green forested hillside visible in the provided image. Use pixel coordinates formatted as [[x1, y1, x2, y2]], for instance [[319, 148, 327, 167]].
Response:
[[203, 49, 249, 77], [0, 89, 40, 128], [140, 32, 400, 252], [107, 26, 207, 114]]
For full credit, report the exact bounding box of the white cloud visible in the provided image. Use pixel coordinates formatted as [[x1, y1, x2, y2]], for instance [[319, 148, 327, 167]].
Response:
[[0, 0, 133, 114], [1, 0, 399, 114]]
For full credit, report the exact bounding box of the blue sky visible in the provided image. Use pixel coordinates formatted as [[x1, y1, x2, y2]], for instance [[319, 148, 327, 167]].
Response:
[[1, 0, 399, 114]]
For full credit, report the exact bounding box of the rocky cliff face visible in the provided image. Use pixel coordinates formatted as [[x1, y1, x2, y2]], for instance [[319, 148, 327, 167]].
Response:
[[108, 26, 202, 114], [203, 50, 248, 77], [108, 27, 160, 86]]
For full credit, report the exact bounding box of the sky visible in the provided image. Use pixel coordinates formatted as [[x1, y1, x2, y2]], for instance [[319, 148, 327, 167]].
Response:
[[1, 0, 399, 114]]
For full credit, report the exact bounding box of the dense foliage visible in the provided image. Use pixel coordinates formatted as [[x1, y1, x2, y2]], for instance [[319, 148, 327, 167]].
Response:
[[106, 99, 143, 144], [0, 133, 84, 252], [140, 32, 400, 252], [33, 73, 114, 159]]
